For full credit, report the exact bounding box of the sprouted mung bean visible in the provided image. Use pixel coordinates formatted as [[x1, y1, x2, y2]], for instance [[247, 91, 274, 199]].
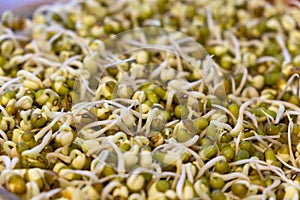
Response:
[[1, 0, 300, 199]]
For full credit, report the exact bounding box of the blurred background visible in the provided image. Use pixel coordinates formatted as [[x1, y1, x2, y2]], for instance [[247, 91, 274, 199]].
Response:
[[0, 0, 296, 17], [0, 0, 66, 16]]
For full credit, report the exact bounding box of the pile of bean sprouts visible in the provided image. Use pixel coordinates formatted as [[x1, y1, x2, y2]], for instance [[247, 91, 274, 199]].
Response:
[[1, 0, 300, 199]]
